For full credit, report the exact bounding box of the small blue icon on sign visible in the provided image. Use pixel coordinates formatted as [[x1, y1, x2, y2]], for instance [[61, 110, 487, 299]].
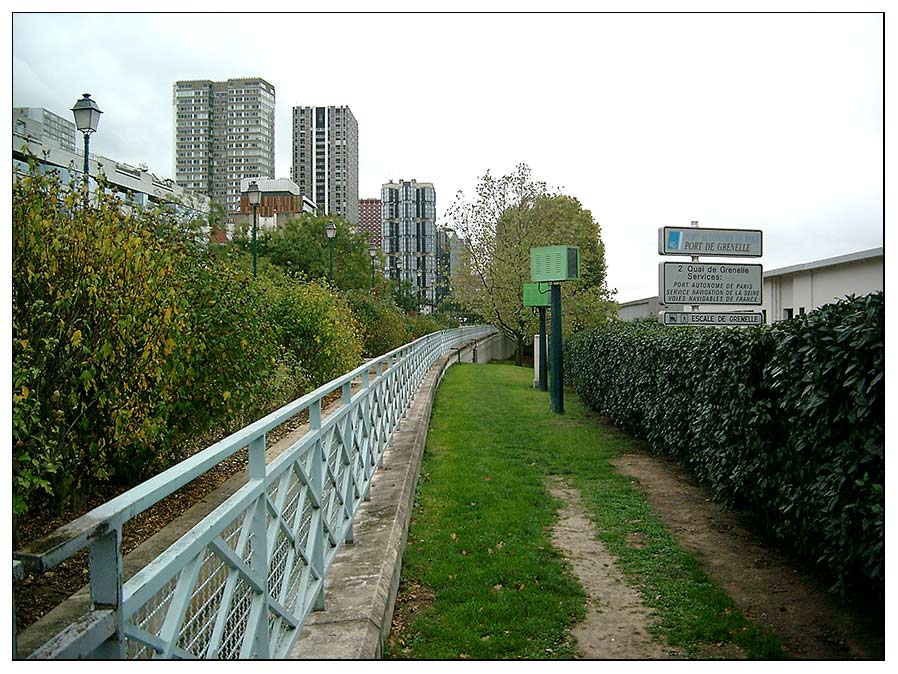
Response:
[[667, 231, 682, 251]]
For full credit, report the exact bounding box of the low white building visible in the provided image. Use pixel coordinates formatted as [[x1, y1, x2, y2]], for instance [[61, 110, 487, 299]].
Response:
[[13, 126, 210, 217], [618, 247, 883, 324], [761, 247, 883, 321]]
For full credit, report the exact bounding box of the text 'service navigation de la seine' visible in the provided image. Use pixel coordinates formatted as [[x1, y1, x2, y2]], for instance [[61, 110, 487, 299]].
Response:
[[662, 262, 762, 305]]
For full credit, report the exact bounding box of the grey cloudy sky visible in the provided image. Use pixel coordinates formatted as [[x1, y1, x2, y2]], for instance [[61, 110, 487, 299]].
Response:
[[11, 10, 884, 301]]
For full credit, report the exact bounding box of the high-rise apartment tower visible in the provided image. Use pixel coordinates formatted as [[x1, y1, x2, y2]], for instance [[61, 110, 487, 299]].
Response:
[[173, 77, 275, 212], [291, 106, 359, 224], [382, 179, 436, 309]]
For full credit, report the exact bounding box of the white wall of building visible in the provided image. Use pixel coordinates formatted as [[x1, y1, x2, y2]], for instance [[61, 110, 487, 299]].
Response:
[[763, 250, 883, 321]]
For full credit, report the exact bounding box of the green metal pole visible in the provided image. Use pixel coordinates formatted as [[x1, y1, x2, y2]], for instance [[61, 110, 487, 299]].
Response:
[[252, 204, 258, 278], [329, 239, 334, 281], [538, 306, 548, 392], [82, 132, 90, 190], [549, 284, 564, 414]]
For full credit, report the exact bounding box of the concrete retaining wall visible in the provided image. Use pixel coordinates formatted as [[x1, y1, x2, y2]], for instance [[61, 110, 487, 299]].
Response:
[[289, 331, 511, 659]]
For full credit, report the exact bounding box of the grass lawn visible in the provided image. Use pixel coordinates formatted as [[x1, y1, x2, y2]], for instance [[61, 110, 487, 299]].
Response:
[[384, 362, 783, 660]]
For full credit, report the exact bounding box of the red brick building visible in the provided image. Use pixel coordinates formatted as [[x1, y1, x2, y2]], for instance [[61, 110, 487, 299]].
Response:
[[357, 198, 382, 248]]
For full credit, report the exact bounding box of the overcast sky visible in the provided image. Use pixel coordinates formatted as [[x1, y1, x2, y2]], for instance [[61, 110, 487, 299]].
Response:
[[10, 10, 884, 301]]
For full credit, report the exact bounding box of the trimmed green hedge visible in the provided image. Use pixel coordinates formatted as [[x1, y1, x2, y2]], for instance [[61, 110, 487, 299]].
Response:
[[565, 293, 884, 602]]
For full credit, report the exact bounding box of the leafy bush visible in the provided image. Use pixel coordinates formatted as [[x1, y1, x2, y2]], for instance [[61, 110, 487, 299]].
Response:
[[13, 164, 369, 522], [12, 167, 292, 515], [565, 294, 884, 602], [343, 289, 411, 357], [264, 278, 364, 389], [404, 313, 453, 342]]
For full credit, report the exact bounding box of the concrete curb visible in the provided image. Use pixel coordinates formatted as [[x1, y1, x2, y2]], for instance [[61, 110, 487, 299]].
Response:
[[288, 336, 502, 659]]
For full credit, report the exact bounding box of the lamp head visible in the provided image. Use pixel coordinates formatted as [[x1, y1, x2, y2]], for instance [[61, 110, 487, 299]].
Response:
[[71, 93, 102, 134], [246, 180, 261, 206]]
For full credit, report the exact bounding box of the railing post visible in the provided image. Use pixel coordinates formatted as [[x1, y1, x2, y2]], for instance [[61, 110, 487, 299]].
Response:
[[89, 526, 125, 658], [13, 560, 22, 659], [309, 399, 326, 612], [246, 434, 271, 658]]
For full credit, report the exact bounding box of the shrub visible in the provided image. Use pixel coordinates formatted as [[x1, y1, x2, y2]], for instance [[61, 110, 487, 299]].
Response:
[[565, 294, 884, 601], [12, 165, 283, 515], [264, 278, 364, 389], [343, 289, 411, 357]]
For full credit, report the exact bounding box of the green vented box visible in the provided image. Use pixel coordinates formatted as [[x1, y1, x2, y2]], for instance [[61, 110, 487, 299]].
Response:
[[530, 246, 580, 283], [523, 282, 551, 307]]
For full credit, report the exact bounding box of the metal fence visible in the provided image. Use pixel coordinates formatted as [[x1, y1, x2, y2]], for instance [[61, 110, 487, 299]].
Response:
[[14, 325, 496, 659]]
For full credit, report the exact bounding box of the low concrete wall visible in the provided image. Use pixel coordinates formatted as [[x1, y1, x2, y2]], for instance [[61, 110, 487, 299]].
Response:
[[290, 331, 509, 659], [450, 331, 515, 365]]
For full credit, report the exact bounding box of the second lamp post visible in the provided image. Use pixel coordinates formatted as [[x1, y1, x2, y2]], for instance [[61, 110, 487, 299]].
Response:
[[369, 243, 377, 288], [326, 220, 337, 281], [246, 181, 261, 278]]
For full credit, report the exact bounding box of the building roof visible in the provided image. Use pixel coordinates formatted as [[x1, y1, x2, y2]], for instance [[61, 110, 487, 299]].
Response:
[[239, 177, 300, 196], [763, 246, 883, 278]]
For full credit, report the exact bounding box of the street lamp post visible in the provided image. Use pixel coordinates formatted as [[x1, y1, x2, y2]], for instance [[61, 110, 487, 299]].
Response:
[[369, 243, 378, 288], [416, 270, 423, 314], [71, 93, 102, 195], [246, 181, 261, 278], [326, 220, 337, 281]]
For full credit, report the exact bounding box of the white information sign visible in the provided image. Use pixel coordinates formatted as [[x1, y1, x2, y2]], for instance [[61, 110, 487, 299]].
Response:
[[661, 311, 764, 326], [659, 226, 763, 257], [659, 262, 763, 305]]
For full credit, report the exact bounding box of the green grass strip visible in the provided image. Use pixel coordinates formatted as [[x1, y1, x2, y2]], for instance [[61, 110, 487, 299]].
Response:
[[385, 362, 783, 660]]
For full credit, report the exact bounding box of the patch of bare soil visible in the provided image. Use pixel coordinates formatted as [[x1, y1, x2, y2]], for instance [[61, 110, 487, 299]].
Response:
[[547, 478, 681, 659], [387, 579, 435, 657], [612, 451, 884, 660]]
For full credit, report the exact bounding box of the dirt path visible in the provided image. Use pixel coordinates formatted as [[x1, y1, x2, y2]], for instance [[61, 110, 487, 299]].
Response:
[[611, 451, 884, 660], [547, 478, 680, 659]]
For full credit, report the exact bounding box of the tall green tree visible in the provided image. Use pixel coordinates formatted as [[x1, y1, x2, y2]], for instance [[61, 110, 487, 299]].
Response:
[[447, 163, 616, 365]]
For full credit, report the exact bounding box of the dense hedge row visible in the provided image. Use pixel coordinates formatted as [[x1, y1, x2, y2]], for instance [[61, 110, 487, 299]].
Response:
[[12, 165, 448, 524], [565, 294, 884, 601]]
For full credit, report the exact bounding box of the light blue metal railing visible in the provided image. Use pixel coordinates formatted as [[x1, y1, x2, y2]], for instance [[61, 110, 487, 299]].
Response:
[[14, 325, 496, 659]]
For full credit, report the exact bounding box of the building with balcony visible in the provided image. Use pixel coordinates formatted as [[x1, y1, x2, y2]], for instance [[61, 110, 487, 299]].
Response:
[[13, 107, 77, 152], [173, 77, 275, 213], [382, 179, 436, 309], [13, 123, 210, 218], [291, 106, 358, 224]]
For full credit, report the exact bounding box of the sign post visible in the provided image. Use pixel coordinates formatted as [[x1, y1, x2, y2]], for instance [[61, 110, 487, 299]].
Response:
[[530, 246, 580, 414], [658, 221, 764, 326]]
